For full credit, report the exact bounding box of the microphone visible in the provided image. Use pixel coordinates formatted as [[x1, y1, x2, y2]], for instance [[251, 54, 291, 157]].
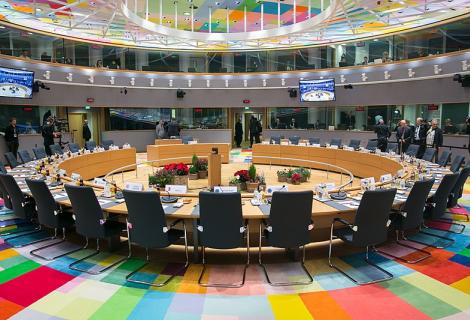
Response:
[[330, 185, 347, 200], [160, 186, 178, 203]]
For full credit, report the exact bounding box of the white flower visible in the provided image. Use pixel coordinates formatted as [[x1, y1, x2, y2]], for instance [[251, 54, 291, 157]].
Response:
[[236, 175, 240, 180]]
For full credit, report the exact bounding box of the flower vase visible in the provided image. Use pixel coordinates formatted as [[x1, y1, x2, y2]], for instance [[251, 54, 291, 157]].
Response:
[[189, 173, 198, 180], [246, 182, 259, 193], [278, 176, 287, 182], [198, 170, 208, 179], [173, 175, 189, 186], [229, 183, 241, 192], [239, 182, 247, 191]]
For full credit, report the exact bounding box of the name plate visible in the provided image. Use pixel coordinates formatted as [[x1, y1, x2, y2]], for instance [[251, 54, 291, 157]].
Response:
[[397, 169, 405, 178], [312, 143, 321, 147], [298, 142, 307, 146], [165, 185, 188, 194], [266, 185, 288, 194], [93, 178, 107, 187], [187, 140, 198, 144], [361, 177, 376, 190], [380, 174, 393, 183], [58, 169, 66, 177], [280, 141, 289, 145], [124, 182, 144, 191], [329, 145, 339, 149], [71, 173, 81, 181], [122, 143, 131, 149], [261, 140, 270, 145], [214, 186, 238, 193]]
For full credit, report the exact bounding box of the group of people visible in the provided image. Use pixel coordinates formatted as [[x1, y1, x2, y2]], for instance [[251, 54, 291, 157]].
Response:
[[375, 118, 444, 160], [271, 118, 298, 130], [234, 116, 263, 148], [155, 119, 181, 139]]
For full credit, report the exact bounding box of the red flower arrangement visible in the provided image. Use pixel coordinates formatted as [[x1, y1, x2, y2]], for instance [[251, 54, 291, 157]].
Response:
[[291, 173, 302, 183], [164, 163, 189, 176], [234, 170, 250, 183]]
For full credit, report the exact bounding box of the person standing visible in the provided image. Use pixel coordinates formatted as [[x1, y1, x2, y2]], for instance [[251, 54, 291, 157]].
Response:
[[413, 117, 428, 158], [290, 118, 297, 129], [5, 117, 19, 158], [396, 119, 412, 154], [426, 119, 443, 162], [374, 119, 390, 152], [249, 116, 258, 148], [235, 118, 243, 148], [155, 121, 165, 139], [82, 119, 91, 142], [167, 118, 180, 138], [42, 117, 56, 156]]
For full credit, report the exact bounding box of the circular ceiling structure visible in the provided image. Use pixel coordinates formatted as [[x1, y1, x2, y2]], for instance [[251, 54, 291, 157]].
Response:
[[0, 0, 469, 51]]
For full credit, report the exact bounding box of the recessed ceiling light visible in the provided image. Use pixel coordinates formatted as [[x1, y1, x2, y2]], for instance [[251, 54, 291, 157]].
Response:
[[27, 32, 33, 35], [183, 11, 190, 15], [0, 26, 5, 29]]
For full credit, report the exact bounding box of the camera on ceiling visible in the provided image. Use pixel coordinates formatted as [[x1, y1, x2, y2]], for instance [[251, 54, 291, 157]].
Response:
[[32, 81, 50, 92], [288, 88, 297, 98], [176, 89, 186, 98], [453, 74, 470, 87]]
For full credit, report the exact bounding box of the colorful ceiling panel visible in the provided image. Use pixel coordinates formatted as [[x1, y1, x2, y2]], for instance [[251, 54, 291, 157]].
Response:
[[0, 0, 469, 51]]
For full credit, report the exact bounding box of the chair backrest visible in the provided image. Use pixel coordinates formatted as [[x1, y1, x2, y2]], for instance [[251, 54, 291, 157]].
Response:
[[0, 174, 32, 219], [268, 191, 313, 248], [198, 192, 244, 249], [437, 150, 451, 167], [386, 142, 398, 153], [270, 136, 281, 144], [405, 144, 419, 157], [4, 152, 18, 168], [449, 166, 470, 207], [401, 179, 435, 230], [348, 139, 361, 148], [101, 140, 114, 150], [0, 162, 7, 174], [181, 136, 193, 144], [68, 143, 80, 153], [0, 173, 12, 209], [49, 144, 64, 155], [352, 188, 397, 247], [85, 141, 97, 150], [450, 155, 465, 173], [429, 173, 459, 219], [422, 148, 436, 162], [64, 184, 106, 238], [32, 147, 47, 159], [18, 150, 33, 163], [309, 137, 320, 145], [330, 138, 342, 146], [123, 190, 171, 248], [25, 179, 61, 228], [289, 136, 300, 145], [366, 140, 378, 151]]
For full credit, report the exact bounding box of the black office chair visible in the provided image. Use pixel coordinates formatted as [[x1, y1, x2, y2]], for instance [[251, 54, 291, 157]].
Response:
[[348, 139, 361, 149], [0, 174, 41, 243], [101, 140, 114, 150], [405, 144, 419, 157], [377, 179, 434, 263], [330, 138, 342, 147], [18, 150, 33, 163], [33, 147, 47, 159], [423, 173, 463, 234], [447, 166, 470, 221], [4, 152, 19, 168], [422, 148, 436, 162], [450, 155, 465, 173], [365, 140, 378, 151], [0, 162, 7, 175], [328, 188, 396, 285], [49, 144, 64, 155], [270, 136, 281, 144], [289, 136, 301, 145], [309, 137, 320, 145], [181, 136, 193, 144], [0, 174, 13, 222], [123, 190, 189, 287], [386, 142, 398, 153], [437, 150, 451, 167], [25, 179, 80, 260], [68, 143, 80, 153], [65, 184, 126, 274], [197, 192, 249, 287], [259, 191, 314, 286], [85, 141, 97, 150]]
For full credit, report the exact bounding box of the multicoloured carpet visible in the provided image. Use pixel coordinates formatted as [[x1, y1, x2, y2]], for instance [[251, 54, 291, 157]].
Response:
[[0, 185, 469, 319]]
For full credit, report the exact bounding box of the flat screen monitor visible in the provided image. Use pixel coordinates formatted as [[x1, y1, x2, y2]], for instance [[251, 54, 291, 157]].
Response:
[[0, 67, 34, 99], [299, 79, 336, 102]]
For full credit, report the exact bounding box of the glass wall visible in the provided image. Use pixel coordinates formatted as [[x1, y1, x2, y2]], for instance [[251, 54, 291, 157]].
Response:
[[0, 105, 41, 133], [1, 17, 470, 73]]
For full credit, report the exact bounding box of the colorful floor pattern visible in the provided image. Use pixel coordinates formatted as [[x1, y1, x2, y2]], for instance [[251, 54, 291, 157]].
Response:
[[0, 180, 470, 319]]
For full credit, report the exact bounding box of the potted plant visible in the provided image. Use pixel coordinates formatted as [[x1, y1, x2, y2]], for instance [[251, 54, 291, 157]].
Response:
[[164, 162, 189, 186], [189, 165, 198, 180], [295, 167, 311, 182], [246, 164, 259, 192], [233, 169, 250, 191], [148, 168, 173, 188], [197, 158, 208, 179], [229, 177, 241, 192], [277, 169, 288, 182], [291, 173, 302, 185], [286, 169, 294, 184]]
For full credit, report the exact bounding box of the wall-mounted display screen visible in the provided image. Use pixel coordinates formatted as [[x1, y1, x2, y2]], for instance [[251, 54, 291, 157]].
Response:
[[0, 67, 34, 99], [299, 79, 336, 102]]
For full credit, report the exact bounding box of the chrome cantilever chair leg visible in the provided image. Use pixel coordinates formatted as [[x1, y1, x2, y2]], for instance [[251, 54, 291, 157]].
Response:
[[425, 217, 466, 234], [69, 238, 127, 275], [4, 224, 51, 247], [258, 223, 313, 286], [126, 222, 190, 287], [30, 228, 83, 260], [407, 226, 455, 249], [376, 230, 431, 264], [198, 224, 249, 288], [328, 223, 393, 285]]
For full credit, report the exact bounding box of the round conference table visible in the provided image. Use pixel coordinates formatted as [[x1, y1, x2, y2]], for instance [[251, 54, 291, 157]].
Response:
[[9, 143, 450, 260]]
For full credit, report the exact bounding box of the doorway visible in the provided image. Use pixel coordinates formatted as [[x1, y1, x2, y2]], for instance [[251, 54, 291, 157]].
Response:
[[231, 108, 265, 148], [68, 113, 86, 147]]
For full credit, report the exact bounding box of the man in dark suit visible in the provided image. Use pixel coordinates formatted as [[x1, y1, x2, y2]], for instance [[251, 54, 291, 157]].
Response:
[[234, 118, 243, 148], [374, 119, 390, 152], [5, 117, 19, 158], [412, 117, 428, 158], [426, 119, 443, 162], [396, 120, 412, 154], [82, 119, 91, 142]]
